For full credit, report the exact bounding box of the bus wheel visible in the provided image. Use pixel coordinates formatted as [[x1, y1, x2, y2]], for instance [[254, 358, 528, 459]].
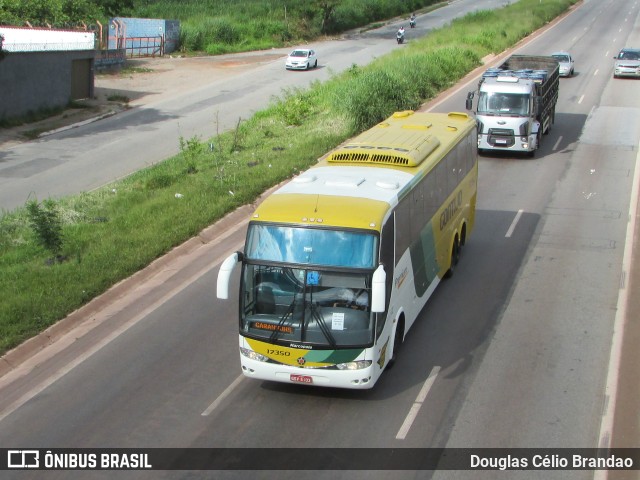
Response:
[[460, 224, 467, 247], [388, 319, 405, 368], [445, 238, 459, 278]]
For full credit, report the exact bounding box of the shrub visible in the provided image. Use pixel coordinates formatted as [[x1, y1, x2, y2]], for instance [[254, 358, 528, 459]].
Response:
[[25, 199, 64, 257]]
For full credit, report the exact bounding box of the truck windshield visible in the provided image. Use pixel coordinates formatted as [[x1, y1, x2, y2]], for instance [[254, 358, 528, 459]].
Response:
[[240, 264, 374, 348], [478, 92, 529, 116]]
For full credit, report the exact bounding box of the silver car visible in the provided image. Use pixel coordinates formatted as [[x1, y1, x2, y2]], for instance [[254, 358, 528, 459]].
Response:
[[551, 51, 574, 77], [613, 48, 640, 78], [285, 48, 318, 70]]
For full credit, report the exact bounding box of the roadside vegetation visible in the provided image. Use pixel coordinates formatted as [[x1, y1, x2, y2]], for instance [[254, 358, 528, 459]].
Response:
[[0, 0, 579, 355], [1, 0, 444, 55], [141, 0, 443, 55]]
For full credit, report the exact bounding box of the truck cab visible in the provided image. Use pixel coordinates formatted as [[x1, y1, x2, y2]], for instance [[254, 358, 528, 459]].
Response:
[[474, 75, 540, 154], [466, 55, 559, 157]]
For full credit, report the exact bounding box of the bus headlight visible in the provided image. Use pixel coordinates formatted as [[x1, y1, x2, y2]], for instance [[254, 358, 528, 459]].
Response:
[[240, 347, 269, 362], [336, 360, 372, 370]]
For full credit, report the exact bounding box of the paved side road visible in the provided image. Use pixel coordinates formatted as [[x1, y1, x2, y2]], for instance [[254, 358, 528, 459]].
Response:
[[0, 51, 289, 148]]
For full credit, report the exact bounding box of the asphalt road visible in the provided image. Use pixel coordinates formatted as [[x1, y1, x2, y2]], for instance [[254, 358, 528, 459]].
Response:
[[1, 0, 639, 479], [0, 0, 518, 211]]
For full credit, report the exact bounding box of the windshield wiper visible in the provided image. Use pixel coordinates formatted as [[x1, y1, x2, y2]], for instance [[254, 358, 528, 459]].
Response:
[[269, 268, 302, 342], [269, 291, 297, 342], [308, 301, 337, 348]]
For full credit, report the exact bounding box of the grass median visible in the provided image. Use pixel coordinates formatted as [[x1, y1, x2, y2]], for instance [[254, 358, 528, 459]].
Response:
[[0, 0, 579, 355]]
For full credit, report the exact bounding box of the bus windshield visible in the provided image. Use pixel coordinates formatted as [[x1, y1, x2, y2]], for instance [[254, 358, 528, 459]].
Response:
[[240, 264, 374, 348], [245, 224, 377, 269]]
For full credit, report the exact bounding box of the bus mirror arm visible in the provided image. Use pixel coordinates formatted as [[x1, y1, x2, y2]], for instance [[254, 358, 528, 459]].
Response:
[[216, 251, 243, 299], [371, 264, 386, 313]]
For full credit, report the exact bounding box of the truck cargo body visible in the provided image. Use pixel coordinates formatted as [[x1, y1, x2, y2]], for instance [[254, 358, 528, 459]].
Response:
[[467, 55, 559, 156]]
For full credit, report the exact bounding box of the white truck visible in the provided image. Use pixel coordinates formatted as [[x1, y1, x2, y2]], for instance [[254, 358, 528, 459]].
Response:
[[466, 55, 559, 157]]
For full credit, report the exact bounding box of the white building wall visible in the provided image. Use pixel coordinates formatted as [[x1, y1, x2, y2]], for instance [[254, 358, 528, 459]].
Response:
[[0, 26, 95, 52]]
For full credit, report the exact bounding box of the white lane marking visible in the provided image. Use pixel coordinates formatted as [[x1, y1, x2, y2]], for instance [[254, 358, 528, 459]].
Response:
[[593, 140, 640, 480], [594, 69, 599, 76], [396, 366, 440, 440], [505, 209, 524, 238], [578, 94, 585, 104], [553, 136, 563, 151], [202, 374, 245, 416]]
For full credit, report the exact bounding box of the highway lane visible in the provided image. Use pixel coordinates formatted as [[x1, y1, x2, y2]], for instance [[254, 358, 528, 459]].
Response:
[[430, 0, 640, 478], [0, 0, 517, 211], [2, 1, 640, 479]]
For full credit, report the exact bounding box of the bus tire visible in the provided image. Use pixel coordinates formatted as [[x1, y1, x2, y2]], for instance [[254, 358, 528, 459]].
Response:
[[388, 318, 405, 368], [460, 223, 467, 247], [445, 237, 459, 278]]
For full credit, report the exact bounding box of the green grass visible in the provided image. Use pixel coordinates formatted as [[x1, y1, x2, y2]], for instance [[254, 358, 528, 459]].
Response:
[[0, 0, 579, 355], [134, 0, 445, 54]]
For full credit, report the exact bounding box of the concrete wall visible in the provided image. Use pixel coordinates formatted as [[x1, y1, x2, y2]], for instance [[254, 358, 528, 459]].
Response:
[[108, 17, 180, 55], [0, 50, 95, 121]]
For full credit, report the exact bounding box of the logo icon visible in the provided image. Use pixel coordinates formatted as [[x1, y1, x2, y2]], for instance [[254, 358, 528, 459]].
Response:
[[8, 450, 39, 468]]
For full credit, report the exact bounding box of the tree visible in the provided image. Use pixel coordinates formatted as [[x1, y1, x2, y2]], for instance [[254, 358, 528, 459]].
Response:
[[314, 0, 340, 34], [0, 0, 100, 27], [92, 0, 134, 17]]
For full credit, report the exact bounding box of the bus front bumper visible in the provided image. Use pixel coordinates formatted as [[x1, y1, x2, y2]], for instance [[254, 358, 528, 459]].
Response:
[[240, 357, 378, 389]]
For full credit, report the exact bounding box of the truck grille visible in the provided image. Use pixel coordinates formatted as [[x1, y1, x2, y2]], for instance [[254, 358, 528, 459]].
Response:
[[487, 128, 515, 148]]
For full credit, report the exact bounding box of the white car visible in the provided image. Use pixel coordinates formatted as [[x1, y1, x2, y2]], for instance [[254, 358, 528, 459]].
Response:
[[285, 48, 318, 70], [551, 51, 574, 77], [613, 48, 640, 78]]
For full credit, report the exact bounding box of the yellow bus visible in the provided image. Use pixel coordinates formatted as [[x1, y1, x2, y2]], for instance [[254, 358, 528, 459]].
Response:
[[217, 110, 478, 389]]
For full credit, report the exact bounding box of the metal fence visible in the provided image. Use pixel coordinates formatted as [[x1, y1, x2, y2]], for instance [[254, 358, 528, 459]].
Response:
[[124, 36, 164, 57]]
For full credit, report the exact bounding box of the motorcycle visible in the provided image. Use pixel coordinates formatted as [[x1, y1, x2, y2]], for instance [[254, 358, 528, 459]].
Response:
[[396, 30, 405, 44], [409, 18, 416, 28]]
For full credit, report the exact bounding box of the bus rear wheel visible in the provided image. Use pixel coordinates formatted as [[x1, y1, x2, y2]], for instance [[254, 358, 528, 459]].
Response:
[[445, 237, 460, 278]]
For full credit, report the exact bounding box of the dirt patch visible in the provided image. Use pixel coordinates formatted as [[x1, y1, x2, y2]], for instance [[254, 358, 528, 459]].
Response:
[[94, 52, 286, 106], [0, 51, 287, 148]]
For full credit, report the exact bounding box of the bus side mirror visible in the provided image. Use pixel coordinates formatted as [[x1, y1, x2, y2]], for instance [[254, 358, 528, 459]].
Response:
[[217, 252, 242, 299], [465, 91, 474, 111], [371, 264, 386, 313]]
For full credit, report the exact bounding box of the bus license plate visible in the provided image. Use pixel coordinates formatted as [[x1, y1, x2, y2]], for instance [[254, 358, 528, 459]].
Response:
[[290, 374, 313, 384]]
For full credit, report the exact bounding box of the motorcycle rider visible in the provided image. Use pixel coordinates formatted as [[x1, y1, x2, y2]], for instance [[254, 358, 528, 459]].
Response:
[[397, 26, 405, 41], [409, 13, 416, 28]]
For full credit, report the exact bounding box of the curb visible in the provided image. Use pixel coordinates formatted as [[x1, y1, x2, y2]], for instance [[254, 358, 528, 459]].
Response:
[[0, 183, 282, 380], [37, 110, 119, 138]]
